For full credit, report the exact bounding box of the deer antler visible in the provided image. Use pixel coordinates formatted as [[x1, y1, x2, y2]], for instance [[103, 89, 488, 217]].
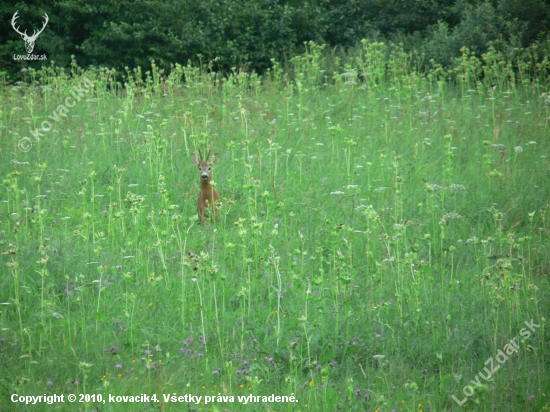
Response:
[[31, 13, 49, 41], [12, 11, 49, 41], [206, 145, 213, 161], [197, 147, 204, 161], [11, 11, 27, 38]]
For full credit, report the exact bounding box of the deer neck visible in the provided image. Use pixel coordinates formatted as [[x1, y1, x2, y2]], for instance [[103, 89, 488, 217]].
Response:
[[201, 179, 215, 194]]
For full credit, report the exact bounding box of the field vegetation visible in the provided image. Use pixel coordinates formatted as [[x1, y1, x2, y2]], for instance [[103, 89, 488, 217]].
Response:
[[1, 41, 549, 411]]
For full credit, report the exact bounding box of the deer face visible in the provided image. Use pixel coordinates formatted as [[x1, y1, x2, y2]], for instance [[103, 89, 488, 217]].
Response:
[[191, 148, 218, 183], [23, 39, 36, 54]]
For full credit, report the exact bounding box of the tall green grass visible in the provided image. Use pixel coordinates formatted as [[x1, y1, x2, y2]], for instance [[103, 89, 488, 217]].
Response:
[[1, 42, 549, 411]]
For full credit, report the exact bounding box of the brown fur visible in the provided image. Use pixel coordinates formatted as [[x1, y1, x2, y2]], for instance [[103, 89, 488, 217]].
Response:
[[191, 146, 220, 222]]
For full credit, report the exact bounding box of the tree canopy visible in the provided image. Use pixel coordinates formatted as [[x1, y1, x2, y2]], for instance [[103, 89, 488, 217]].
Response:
[[1, 0, 549, 81]]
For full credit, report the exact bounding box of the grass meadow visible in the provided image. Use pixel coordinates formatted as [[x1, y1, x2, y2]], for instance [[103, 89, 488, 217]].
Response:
[[1, 42, 549, 411]]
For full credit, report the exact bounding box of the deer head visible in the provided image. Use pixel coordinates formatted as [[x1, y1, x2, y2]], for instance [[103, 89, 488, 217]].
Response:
[[191, 145, 218, 183], [12, 11, 49, 54]]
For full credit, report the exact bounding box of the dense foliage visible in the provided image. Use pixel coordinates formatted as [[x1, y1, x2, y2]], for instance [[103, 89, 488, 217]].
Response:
[[1, 0, 549, 81]]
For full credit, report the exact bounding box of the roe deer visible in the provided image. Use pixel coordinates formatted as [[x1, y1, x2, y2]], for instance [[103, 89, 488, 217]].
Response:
[[191, 145, 221, 222]]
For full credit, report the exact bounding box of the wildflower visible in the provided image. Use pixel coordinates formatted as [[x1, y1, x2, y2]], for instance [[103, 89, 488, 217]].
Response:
[[316, 365, 322, 370], [243, 360, 249, 366], [242, 368, 248, 375], [116, 264, 122, 270], [46, 381, 53, 386], [356, 389, 361, 396], [73, 380, 79, 386], [111, 346, 118, 354], [115, 363, 122, 369], [179, 348, 185, 354], [144, 349, 151, 355], [268, 357, 274, 364]]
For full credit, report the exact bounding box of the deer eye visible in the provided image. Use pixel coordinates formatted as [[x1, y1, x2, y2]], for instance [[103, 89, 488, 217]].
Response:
[[208, 167, 211, 170]]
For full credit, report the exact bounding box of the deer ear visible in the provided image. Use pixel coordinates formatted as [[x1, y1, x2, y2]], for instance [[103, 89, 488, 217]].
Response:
[[211, 153, 219, 165], [191, 154, 200, 166]]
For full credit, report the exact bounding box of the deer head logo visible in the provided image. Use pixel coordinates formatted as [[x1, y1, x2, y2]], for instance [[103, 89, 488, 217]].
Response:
[[11, 11, 49, 54]]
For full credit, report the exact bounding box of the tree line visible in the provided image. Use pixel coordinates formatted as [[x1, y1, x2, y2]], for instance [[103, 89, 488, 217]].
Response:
[[1, 0, 549, 82]]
